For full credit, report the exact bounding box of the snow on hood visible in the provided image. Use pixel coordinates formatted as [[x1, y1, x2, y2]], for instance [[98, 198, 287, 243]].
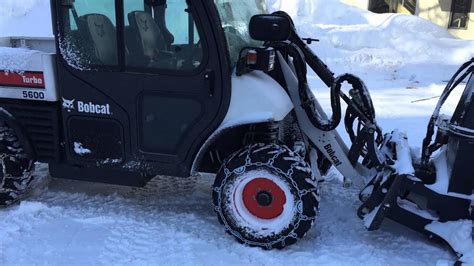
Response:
[[0, 47, 41, 72]]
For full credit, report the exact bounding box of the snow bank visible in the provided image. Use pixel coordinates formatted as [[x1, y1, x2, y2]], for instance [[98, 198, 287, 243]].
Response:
[[268, 0, 474, 76], [267, 0, 474, 124], [0, 0, 53, 37]]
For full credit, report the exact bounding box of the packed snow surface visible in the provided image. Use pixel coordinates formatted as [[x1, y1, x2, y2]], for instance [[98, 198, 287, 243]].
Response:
[[1, 0, 474, 265]]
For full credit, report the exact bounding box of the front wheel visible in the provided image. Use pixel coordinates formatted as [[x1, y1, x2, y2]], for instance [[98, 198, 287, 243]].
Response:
[[212, 143, 320, 249]]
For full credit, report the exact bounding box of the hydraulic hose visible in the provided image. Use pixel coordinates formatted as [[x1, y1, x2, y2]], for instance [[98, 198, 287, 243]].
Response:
[[421, 58, 474, 165], [267, 11, 381, 141], [272, 11, 335, 87], [285, 43, 343, 131]]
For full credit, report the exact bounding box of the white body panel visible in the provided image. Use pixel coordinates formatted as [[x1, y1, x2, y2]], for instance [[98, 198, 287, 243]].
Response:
[[0, 37, 58, 102], [220, 71, 293, 129]]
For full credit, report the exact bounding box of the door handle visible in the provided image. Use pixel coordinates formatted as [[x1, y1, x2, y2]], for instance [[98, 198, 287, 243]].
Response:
[[204, 69, 215, 97]]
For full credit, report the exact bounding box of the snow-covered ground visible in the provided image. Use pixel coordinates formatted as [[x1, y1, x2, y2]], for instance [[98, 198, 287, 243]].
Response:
[[1, 0, 473, 265]]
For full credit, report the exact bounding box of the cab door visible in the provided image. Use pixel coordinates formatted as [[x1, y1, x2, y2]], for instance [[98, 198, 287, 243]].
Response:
[[53, 0, 231, 177]]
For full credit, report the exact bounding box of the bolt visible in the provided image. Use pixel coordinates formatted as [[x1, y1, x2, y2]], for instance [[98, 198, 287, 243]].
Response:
[[256, 191, 273, 206]]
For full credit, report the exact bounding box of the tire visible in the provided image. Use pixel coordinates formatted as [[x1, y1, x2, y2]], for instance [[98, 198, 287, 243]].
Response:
[[212, 143, 319, 249], [0, 121, 35, 207]]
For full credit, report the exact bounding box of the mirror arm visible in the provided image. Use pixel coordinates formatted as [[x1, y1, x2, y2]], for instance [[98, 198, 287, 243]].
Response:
[[302, 38, 319, 45]]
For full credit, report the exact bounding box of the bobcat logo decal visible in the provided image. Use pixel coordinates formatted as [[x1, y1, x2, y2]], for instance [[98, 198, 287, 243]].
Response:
[[62, 98, 75, 112], [61, 98, 112, 115], [139, 18, 149, 31], [94, 22, 105, 37]]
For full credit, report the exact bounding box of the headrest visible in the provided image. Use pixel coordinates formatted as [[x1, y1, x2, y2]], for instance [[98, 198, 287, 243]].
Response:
[[80, 14, 118, 65]]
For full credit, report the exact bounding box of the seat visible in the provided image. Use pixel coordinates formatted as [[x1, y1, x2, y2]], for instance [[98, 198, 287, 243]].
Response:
[[80, 14, 118, 65], [128, 11, 169, 60], [151, 3, 175, 46]]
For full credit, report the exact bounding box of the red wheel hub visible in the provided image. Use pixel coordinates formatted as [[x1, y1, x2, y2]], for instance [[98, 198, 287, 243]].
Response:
[[242, 178, 286, 219]]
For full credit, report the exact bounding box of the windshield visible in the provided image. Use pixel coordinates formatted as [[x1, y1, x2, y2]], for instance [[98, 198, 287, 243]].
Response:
[[214, 0, 267, 67]]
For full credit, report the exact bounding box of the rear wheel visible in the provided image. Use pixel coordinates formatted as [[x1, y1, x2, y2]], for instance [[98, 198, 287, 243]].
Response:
[[213, 143, 319, 249], [0, 122, 35, 207]]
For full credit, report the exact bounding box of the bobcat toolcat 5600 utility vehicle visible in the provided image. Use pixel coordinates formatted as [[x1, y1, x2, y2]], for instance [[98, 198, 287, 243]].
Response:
[[0, 0, 472, 258]]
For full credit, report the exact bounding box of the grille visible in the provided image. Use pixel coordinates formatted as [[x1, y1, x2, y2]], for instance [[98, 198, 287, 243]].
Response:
[[2, 101, 60, 162]]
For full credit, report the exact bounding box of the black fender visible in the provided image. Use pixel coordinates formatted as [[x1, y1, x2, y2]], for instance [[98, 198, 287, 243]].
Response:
[[0, 107, 36, 160]]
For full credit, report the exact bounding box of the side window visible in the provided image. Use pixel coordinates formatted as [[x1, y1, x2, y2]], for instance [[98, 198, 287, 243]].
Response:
[[403, 0, 416, 15], [124, 0, 204, 71], [59, 0, 118, 69], [449, 0, 471, 29], [123, 0, 144, 19], [368, 1, 390, 13], [166, 1, 200, 44]]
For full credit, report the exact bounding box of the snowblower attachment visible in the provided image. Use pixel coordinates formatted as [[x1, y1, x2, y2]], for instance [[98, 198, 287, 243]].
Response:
[[359, 58, 474, 257]]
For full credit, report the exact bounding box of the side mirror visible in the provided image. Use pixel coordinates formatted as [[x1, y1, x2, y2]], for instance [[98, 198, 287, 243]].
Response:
[[249, 14, 292, 42]]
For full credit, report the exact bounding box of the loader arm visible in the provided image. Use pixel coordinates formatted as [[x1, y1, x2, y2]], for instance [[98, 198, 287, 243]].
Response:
[[248, 14, 388, 187]]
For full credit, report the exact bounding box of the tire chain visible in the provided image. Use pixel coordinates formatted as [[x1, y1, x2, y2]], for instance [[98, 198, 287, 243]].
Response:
[[214, 143, 320, 249], [0, 125, 34, 206]]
